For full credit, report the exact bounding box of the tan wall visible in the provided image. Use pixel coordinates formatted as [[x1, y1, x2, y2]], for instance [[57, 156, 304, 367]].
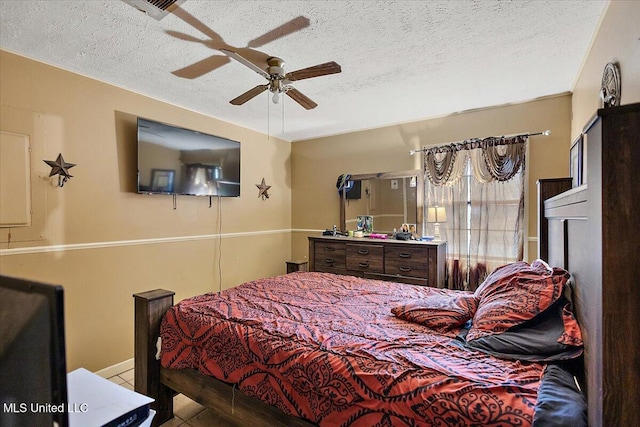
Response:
[[572, 1, 640, 139], [0, 50, 292, 371], [291, 95, 573, 264]]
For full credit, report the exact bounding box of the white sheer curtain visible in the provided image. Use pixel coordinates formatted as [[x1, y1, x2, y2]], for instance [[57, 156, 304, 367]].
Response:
[[424, 139, 526, 290]]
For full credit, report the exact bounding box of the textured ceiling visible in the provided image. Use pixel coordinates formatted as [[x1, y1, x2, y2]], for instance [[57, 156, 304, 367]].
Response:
[[0, 0, 608, 141]]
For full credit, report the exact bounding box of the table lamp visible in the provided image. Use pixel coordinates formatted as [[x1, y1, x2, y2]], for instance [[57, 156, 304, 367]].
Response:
[[427, 206, 447, 240]]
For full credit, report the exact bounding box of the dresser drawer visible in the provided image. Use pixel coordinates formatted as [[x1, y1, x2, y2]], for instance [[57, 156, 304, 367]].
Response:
[[314, 241, 346, 270], [346, 243, 384, 273], [309, 236, 446, 288], [384, 246, 429, 279]]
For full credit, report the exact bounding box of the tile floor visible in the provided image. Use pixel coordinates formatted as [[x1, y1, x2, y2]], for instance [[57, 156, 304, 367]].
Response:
[[107, 368, 223, 427]]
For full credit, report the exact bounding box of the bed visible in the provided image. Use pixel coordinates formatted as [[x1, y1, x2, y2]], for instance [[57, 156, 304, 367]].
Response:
[[133, 104, 638, 427], [134, 262, 585, 427]]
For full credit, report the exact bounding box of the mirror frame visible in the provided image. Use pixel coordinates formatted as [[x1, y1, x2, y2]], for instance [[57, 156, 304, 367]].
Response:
[[340, 170, 424, 235]]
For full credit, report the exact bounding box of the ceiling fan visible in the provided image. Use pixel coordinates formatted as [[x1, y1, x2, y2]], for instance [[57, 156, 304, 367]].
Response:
[[158, 7, 341, 110], [165, 13, 312, 80], [222, 49, 342, 110]]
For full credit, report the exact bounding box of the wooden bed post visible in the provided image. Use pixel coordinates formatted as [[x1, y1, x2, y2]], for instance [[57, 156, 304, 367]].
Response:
[[133, 289, 175, 426]]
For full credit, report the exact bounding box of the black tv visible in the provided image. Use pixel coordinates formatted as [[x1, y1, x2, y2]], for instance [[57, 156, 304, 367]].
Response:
[[137, 117, 241, 197], [0, 275, 68, 427]]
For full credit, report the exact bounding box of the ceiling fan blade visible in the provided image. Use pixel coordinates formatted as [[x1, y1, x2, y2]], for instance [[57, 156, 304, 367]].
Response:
[[247, 16, 311, 48], [230, 84, 269, 105], [171, 55, 230, 79], [221, 49, 270, 79], [172, 6, 224, 43], [285, 61, 342, 82], [165, 30, 206, 44], [285, 88, 318, 110]]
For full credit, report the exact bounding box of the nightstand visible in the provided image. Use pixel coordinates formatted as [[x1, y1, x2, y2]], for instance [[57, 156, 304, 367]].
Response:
[[286, 260, 309, 273]]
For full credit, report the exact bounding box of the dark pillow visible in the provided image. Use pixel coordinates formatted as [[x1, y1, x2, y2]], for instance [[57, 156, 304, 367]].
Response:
[[460, 295, 583, 361], [392, 293, 478, 334], [532, 362, 587, 426], [467, 259, 569, 341]]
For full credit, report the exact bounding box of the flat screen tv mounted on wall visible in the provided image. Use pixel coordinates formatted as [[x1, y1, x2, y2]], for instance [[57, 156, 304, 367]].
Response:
[[137, 117, 241, 197]]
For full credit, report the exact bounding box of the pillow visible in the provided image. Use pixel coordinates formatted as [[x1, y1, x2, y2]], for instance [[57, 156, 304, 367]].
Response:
[[392, 293, 478, 334], [461, 295, 583, 361], [559, 302, 583, 346], [467, 259, 569, 341], [532, 362, 587, 426]]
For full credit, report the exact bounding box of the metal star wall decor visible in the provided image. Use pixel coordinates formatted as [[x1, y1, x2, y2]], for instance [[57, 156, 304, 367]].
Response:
[[44, 153, 76, 187], [256, 178, 271, 200]]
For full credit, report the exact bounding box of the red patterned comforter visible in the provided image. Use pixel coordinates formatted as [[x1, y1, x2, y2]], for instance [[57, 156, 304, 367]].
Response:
[[161, 272, 543, 426]]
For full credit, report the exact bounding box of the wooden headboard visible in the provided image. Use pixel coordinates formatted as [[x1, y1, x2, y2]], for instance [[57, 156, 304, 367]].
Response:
[[543, 103, 639, 427]]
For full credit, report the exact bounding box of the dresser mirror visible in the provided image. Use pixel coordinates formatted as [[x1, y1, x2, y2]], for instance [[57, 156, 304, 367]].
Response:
[[340, 170, 424, 235]]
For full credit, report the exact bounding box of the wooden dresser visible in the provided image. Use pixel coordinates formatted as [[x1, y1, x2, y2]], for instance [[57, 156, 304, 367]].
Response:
[[308, 236, 447, 288]]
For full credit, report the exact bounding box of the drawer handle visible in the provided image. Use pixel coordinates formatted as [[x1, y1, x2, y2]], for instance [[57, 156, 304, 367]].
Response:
[[358, 249, 369, 255], [358, 262, 369, 268], [324, 258, 334, 264], [399, 266, 411, 272], [325, 246, 335, 251], [399, 252, 411, 258]]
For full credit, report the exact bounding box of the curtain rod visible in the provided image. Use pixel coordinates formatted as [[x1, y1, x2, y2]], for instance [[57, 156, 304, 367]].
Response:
[[409, 130, 551, 155]]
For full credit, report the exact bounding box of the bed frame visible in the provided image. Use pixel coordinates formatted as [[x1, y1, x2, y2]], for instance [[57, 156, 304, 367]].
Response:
[[543, 104, 639, 426], [134, 104, 638, 427], [133, 289, 315, 427]]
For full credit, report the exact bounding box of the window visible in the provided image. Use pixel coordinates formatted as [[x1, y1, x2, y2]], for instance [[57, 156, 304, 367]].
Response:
[[426, 151, 525, 290]]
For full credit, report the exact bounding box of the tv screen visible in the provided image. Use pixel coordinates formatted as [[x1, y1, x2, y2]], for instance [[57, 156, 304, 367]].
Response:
[[137, 117, 241, 197], [0, 275, 68, 427]]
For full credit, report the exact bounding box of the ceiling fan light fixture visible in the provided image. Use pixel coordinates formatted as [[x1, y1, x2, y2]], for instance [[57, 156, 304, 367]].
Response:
[[267, 57, 285, 76], [226, 51, 340, 110]]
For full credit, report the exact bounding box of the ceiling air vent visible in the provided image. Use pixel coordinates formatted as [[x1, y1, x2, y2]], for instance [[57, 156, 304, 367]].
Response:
[[122, 0, 186, 20]]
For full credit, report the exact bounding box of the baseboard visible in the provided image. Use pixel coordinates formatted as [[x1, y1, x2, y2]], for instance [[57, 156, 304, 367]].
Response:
[[94, 358, 134, 378]]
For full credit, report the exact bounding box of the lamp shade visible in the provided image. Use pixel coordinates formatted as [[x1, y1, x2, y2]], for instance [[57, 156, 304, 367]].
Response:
[[427, 206, 447, 223]]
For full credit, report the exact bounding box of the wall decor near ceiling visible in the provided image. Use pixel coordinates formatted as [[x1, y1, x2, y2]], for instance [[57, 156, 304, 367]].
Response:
[[600, 62, 621, 108], [256, 178, 271, 200], [43, 153, 75, 187]]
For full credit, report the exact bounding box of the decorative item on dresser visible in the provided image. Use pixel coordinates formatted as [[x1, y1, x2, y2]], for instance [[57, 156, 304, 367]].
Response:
[[542, 103, 639, 427], [426, 206, 447, 240], [308, 235, 446, 288]]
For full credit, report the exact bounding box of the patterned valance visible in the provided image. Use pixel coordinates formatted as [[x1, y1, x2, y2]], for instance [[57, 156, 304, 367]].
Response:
[[423, 135, 527, 186]]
